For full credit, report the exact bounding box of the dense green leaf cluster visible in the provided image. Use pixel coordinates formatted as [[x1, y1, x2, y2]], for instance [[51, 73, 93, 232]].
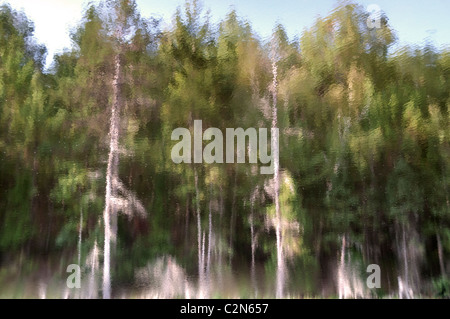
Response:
[[0, 1, 448, 297]]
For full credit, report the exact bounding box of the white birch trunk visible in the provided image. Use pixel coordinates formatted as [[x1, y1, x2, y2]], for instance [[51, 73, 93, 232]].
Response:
[[229, 173, 237, 265], [207, 194, 213, 282], [271, 51, 284, 299], [194, 168, 204, 297], [77, 207, 83, 299], [218, 189, 224, 288], [338, 235, 346, 299], [250, 202, 257, 296], [103, 53, 122, 299]]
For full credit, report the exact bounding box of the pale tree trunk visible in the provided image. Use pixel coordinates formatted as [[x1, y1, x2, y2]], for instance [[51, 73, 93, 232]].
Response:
[[185, 196, 189, 246], [338, 234, 349, 299], [437, 233, 446, 279], [271, 53, 284, 299], [206, 188, 213, 289], [194, 168, 204, 297], [397, 222, 413, 299], [402, 223, 410, 298], [78, 207, 83, 268], [250, 202, 257, 296], [200, 230, 206, 297], [202, 230, 206, 277], [218, 189, 224, 288], [229, 173, 237, 265], [397, 220, 423, 299], [103, 53, 123, 299], [88, 241, 99, 299], [77, 207, 83, 299]]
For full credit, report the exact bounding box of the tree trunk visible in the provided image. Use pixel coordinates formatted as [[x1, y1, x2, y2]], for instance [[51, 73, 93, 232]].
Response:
[[88, 241, 99, 299], [271, 53, 283, 299], [250, 202, 257, 296], [338, 235, 346, 299], [218, 189, 224, 288], [78, 207, 83, 267], [206, 191, 213, 283], [437, 233, 446, 278], [229, 173, 237, 265], [103, 53, 122, 299], [194, 168, 204, 296], [402, 223, 410, 298], [185, 196, 189, 247], [77, 206, 83, 299]]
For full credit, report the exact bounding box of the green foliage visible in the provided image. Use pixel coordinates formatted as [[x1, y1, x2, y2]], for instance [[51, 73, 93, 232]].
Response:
[[0, 0, 448, 297], [433, 276, 450, 298]]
